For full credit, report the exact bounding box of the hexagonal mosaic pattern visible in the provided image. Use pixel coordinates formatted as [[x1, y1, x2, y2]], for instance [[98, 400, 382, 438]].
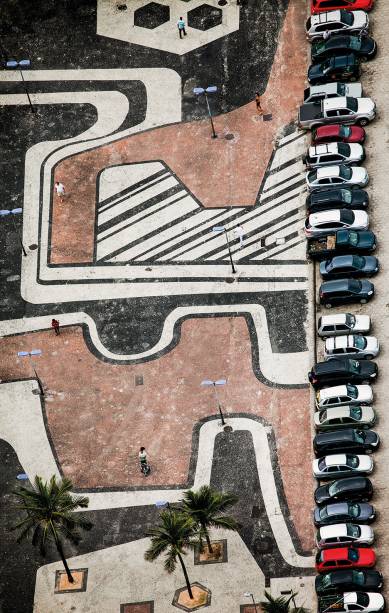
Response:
[[134, 2, 170, 29], [188, 4, 222, 30]]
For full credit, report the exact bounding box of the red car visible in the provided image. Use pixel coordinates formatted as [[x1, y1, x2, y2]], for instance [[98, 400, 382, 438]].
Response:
[[312, 124, 366, 145], [311, 0, 374, 15], [316, 547, 376, 573]]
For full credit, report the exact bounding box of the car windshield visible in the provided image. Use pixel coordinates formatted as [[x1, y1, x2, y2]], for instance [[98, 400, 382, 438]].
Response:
[[345, 313, 356, 327], [347, 524, 361, 538], [308, 170, 317, 182], [346, 98, 358, 112], [352, 255, 365, 269], [339, 166, 352, 180], [319, 507, 329, 519], [346, 455, 359, 468], [328, 481, 342, 496], [320, 575, 331, 588], [353, 571, 365, 586], [348, 549, 359, 562], [338, 143, 350, 157], [340, 209, 354, 224], [356, 594, 369, 606], [346, 384, 358, 399], [348, 280, 362, 293], [349, 359, 361, 373], [322, 59, 331, 71], [315, 42, 326, 53], [349, 503, 360, 518], [349, 37, 362, 51], [339, 126, 352, 139], [319, 458, 327, 470], [340, 10, 354, 26], [354, 335, 367, 350], [319, 410, 327, 423], [348, 231, 359, 246], [350, 406, 362, 420]]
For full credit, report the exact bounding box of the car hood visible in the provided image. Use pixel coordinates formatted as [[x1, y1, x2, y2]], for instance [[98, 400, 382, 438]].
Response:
[[364, 430, 380, 446], [355, 314, 371, 330], [357, 455, 374, 471], [348, 143, 364, 159], [357, 359, 378, 377], [356, 384, 374, 403], [365, 334, 379, 349], [350, 167, 369, 184], [315, 483, 332, 504], [367, 593, 385, 608], [352, 10, 369, 30], [357, 98, 376, 114], [358, 547, 376, 565], [360, 279, 375, 294], [355, 230, 376, 248]]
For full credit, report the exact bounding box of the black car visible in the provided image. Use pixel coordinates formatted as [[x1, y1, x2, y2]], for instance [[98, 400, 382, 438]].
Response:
[[308, 54, 360, 85], [306, 188, 369, 213], [313, 501, 376, 527], [315, 569, 383, 595], [311, 35, 377, 63], [319, 278, 374, 307], [308, 358, 377, 388], [314, 476, 373, 505], [320, 254, 379, 279], [313, 428, 380, 456]]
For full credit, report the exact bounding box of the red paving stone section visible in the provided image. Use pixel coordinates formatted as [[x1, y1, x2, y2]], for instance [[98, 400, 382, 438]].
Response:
[[50, 0, 307, 263], [121, 603, 153, 613], [1, 317, 314, 550]]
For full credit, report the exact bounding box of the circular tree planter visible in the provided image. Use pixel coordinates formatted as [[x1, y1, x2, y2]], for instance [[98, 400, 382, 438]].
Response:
[[173, 583, 211, 611]]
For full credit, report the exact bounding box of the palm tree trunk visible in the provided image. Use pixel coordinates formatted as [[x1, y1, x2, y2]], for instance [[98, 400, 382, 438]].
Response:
[[56, 540, 74, 583], [177, 552, 193, 599], [202, 523, 213, 554]]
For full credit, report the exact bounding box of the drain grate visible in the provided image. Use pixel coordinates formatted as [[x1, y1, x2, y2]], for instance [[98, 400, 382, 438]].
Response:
[[135, 375, 144, 386]]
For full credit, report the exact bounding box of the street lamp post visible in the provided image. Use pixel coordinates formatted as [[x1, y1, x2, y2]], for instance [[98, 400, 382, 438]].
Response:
[[201, 378, 227, 426], [0, 208, 27, 256], [212, 225, 236, 274], [6, 59, 35, 113], [243, 592, 259, 613], [17, 349, 44, 395], [193, 86, 218, 138]]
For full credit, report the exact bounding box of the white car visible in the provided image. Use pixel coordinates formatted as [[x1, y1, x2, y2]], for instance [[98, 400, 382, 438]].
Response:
[[313, 453, 374, 479], [319, 592, 385, 613], [306, 10, 369, 42], [316, 523, 374, 548], [325, 335, 379, 360], [305, 143, 365, 169], [316, 384, 373, 410], [305, 209, 369, 237], [317, 314, 371, 338], [314, 405, 376, 430], [306, 165, 369, 191], [304, 82, 363, 103]]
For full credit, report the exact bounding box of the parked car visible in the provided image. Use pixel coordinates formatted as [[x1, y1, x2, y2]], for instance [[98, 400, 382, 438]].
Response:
[[308, 358, 377, 388], [306, 10, 369, 41], [316, 547, 376, 573], [306, 166, 369, 191], [320, 255, 379, 280], [312, 124, 366, 145], [324, 335, 380, 359], [311, 0, 374, 16], [318, 592, 385, 613], [319, 279, 374, 308], [313, 454, 374, 479], [314, 429, 379, 455], [317, 313, 371, 337], [314, 405, 377, 430], [315, 569, 383, 595], [304, 143, 365, 169], [316, 523, 374, 548], [308, 230, 376, 260], [314, 501, 376, 527], [316, 384, 373, 409], [304, 82, 363, 103], [311, 35, 377, 63], [308, 55, 361, 85], [299, 96, 375, 129], [314, 476, 373, 505], [305, 210, 369, 236]]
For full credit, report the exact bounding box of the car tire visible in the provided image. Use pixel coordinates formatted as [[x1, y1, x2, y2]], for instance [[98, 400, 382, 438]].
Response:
[[358, 118, 369, 127], [360, 298, 368, 304], [325, 303, 332, 309]]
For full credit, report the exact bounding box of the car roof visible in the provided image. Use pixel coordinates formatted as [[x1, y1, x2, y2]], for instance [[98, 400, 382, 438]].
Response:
[[319, 385, 349, 399], [325, 502, 350, 514], [310, 143, 339, 156], [322, 454, 348, 466], [321, 279, 354, 291], [316, 429, 356, 443], [312, 10, 342, 26], [330, 254, 355, 266], [310, 209, 341, 223], [334, 477, 368, 490], [322, 547, 350, 561], [314, 359, 349, 374], [320, 524, 348, 539], [327, 335, 354, 349], [324, 97, 348, 111], [316, 166, 341, 179], [316, 125, 343, 136], [319, 314, 348, 325], [320, 406, 354, 419]]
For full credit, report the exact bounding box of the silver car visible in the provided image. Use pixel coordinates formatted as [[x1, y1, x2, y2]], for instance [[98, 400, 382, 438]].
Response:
[[313, 453, 374, 479], [316, 384, 373, 410], [306, 10, 369, 42], [325, 335, 379, 360], [306, 165, 369, 191], [304, 142, 365, 169], [317, 313, 371, 338], [314, 405, 377, 430], [305, 209, 369, 237], [316, 523, 374, 548]]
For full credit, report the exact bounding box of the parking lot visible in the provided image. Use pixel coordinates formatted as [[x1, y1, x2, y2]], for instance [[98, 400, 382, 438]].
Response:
[[308, 1, 389, 607]]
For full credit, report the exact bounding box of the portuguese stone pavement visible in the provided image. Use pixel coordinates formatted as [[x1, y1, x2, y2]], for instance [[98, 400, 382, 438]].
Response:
[[0, 0, 315, 611]]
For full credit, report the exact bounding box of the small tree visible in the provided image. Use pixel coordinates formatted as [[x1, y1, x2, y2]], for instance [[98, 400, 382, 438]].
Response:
[[260, 590, 308, 613], [11, 475, 93, 583], [181, 485, 239, 554], [145, 510, 197, 599]]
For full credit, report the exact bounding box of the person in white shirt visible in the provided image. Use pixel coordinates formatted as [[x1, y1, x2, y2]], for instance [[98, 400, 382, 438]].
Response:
[[234, 224, 244, 247], [54, 181, 65, 202]]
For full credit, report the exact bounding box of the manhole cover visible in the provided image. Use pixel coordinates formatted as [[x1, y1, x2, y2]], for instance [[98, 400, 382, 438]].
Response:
[[135, 375, 144, 386], [225, 277, 235, 284], [223, 425, 233, 432], [225, 133, 234, 140], [29, 244, 38, 250]]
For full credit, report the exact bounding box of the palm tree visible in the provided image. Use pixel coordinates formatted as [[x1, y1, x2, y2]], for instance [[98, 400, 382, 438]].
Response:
[[11, 475, 93, 583], [260, 590, 308, 613], [145, 510, 197, 599], [181, 485, 239, 554]]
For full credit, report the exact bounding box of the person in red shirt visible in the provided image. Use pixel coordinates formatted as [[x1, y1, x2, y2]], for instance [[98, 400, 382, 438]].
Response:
[[51, 318, 60, 335]]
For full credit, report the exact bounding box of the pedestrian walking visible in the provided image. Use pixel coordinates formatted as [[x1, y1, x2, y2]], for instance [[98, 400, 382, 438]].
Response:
[[234, 225, 244, 247], [139, 446, 151, 475], [255, 92, 264, 116], [54, 181, 65, 202], [51, 318, 60, 335], [177, 16, 187, 38]]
